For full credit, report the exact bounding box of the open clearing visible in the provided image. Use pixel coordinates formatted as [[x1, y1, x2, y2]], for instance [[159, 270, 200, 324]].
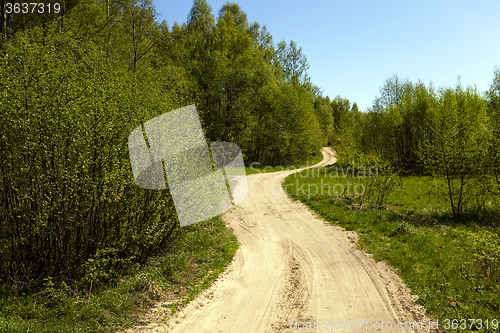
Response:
[[127, 148, 434, 332]]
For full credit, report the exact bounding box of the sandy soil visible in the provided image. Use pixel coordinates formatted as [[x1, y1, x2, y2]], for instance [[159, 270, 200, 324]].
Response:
[[126, 147, 435, 332]]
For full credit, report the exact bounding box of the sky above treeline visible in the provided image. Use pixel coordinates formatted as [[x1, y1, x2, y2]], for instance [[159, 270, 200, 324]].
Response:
[[153, 0, 500, 111]]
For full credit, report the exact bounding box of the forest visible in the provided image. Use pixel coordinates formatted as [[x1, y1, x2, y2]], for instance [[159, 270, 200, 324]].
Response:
[[333, 73, 500, 218], [0, 0, 331, 294], [1, 0, 499, 331]]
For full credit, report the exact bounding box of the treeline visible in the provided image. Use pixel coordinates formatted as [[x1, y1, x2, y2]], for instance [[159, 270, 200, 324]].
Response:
[[334, 72, 500, 218], [0, 0, 328, 287], [164, 1, 327, 165]]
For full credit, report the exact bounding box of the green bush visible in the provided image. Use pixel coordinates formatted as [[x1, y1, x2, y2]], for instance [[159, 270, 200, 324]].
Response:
[[0, 28, 180, 288]]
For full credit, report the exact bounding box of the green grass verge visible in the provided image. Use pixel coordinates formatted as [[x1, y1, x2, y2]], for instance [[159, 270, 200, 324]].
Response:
[[0, 217, 238, 332], [244, 151, 324, 175], [283, 166, 500, 332]]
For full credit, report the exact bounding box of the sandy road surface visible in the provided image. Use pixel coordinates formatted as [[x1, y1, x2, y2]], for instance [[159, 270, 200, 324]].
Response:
[[128, 147, 433, 332]]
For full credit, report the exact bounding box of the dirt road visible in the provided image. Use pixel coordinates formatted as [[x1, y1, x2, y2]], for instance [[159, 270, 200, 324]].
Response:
[[131, 147, 432, 332]]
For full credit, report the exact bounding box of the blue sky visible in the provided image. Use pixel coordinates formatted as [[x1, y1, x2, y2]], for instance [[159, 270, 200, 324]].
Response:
[[153, 0, 500, 111]]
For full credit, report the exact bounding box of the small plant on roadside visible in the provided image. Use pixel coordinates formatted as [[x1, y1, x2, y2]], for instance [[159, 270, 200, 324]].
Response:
[[362, 161, 400, 209], [391, 221, 412, 236]]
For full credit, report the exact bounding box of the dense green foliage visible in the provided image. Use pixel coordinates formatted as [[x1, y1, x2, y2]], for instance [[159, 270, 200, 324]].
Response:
[[0, 0, 327, 291], [0, 24, 181, 288], [332, 72, 500, 218], [175, 0, 325, 165]]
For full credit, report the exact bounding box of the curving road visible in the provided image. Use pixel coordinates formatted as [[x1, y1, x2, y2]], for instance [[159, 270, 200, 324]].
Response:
[[130, 147, 432, 332]]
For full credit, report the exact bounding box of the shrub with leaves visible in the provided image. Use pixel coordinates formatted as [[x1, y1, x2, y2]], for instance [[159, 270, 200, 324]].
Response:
[[0, 27, 180, 288], [361, 155, 400, 209]]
